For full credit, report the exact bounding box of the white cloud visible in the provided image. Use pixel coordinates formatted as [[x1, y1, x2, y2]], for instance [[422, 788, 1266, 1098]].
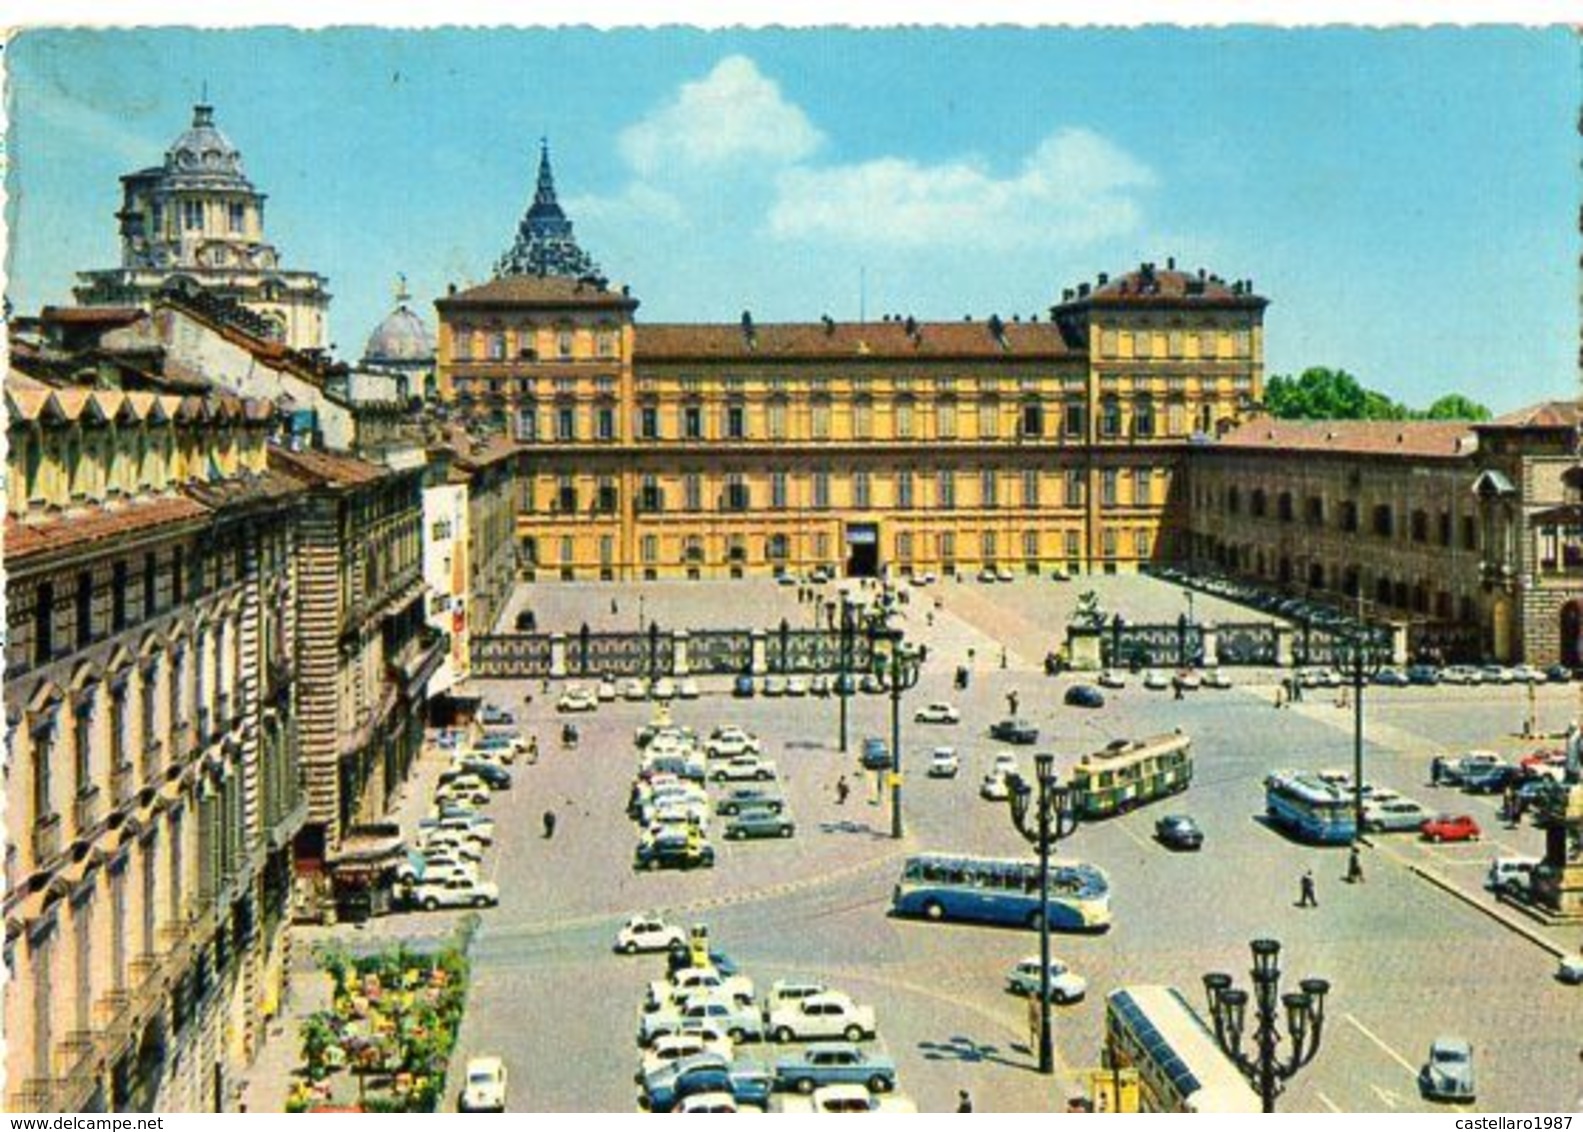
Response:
[[618, 55, 823, 176], [567, 182, 686, 229], [768, 127, 1155, 249]]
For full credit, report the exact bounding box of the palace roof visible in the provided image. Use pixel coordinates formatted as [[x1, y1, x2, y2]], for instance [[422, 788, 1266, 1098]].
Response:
[[1212, 418, 1477, 459], [633, 318, 1075, 361]]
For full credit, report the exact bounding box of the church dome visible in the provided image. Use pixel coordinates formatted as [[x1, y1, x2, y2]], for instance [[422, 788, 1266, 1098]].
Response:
[[364, 301, 435, 365], [164, 103, 248, 185]]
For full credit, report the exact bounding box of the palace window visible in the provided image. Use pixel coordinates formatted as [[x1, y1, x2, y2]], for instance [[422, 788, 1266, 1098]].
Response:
[[811, 399, 832, 440], [1100, 399, 1122, 438], [1439, 511, 1453, 547], [596, 479, 619, 514], [980, 469, 998, 509], [683, 405, 704, 440], [556, 476, 577, 514], [724, 475, 750, 512], [1022, 469, 1040, 507], [556, 405, 576, 442], [639, 475, 663, 514], [1021, 402, 1044, 438], [34, 582, 54, 667], [938, 532, 956, 560], [1101, 470, 1118, 507], [897, 471, 914, 509], [1306, 496, 1325, 526], [853, 397, 874, 440], [451, 329, 473, 361], [639, 404, 659, 440], [1138, 529, 1153, 558], [767, 399, 787, 439], [1134, 396, 1155, 438], [1064, 403, 1086, 438], [813, 472, 831, 510], [559, 537, 574, 564], [1372, 504, 1394, 538], [112, 561, 128, 632], [596, 404, 616, 441], [1066, 530, 1081, 558], [558, 329, 574, 358], [517, 405, 538, 441], [641, 535, 658, 564], [854, 471, 872, 510], [1065, 471, 1083, 507], [1277, 492, 1294, 522], [1250, 489, 1267, 518], [144, 553, 157, 620], [1339, 500, 1357, 532], [936, 399, 958, 440], [895, 398, 915, 439], [937, 469, 956, 510], [978, 398, 1000, 439], [726, 403, 746, 440], [771, 472, 788, 510], [1410, 509, 1429, 543], [767, 534, 789, 561], [1023, 530, 1040, 559], [684, 474, 702, 511], [1102, 528, 1118, 558], [896, 532, 913, 560], [596, 329, 617, 358], [487, 332, 507, 361], [73, 699, 93, 803], [182, 199, 204, 230], [1132, 469, 1150, 507], [982, 531, 998, 560], [76, 572, 94, 650]]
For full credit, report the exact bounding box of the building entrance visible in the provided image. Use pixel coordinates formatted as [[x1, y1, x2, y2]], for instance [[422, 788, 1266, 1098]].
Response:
[[1563, 601, 1583, 668], [845, 524, 879, 577]]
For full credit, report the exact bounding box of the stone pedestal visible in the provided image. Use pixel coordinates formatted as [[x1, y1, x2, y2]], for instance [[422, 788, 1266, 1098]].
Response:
[[1199, 622, 1219, 667], [1532, 780, 1583, 921], [1274, 625, 1294, 668], [1389, 622, 1409, 667], [672, 631, 690, 676], [549, 633, 567, 678], [750, 630, 767, 676], [1066, 626, 1104, 671]]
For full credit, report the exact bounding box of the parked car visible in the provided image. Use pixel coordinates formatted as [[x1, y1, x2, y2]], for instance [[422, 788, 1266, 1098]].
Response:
[[1363, 798, 1431, 833], [926, 747, 960, 778], [1421, 814, 1481, 843], [651, 677, 677, 700], [715, 787, 786, 817], [1173, 669, 1202, 691], [677, 678, 701, 699], [1005, 956, 1088, 1004], [979, 772, 1011, 802], [641, 995, 765, 1047], [1154, 814, 1204, 850], [408, 874, 499, 911], [779, 1083, 918, 1113], [649, 967, 756, 1011], [479, 704, 515, 726], [1064, 684, 1105, 709], [786, 676, 809, 697], [1142, 669, 1171, 691], [767, 992, 877, 1043], [642, 1053, 773, 1114], [1509, 664, 1547, 685], [1202, 667, 1233, 689], [732, 675, 756, 698], [1545, 664, 1573, 683], [635, 831, 716, 871], [989, 718, 1039, 744], [705, 727, 762, 759], [914, 702, 960, 724], [774, 1043, 899, 1095], [1486, 856, 1540, 896], [1441, 665, 1484, 686], [1420, 1036, 1476, 1103], [859, 737, 891, 771], [1406, 664, 1442, 686], [762, 675, 788, 697], [1433, 751, 1506, 786], [450, 760, 512, 790], [1461, 764, 1516, 794], [639, 1032, 736, 1080], [810, 674, 832, 697], [459, 1056, 507, 1112], [723, 811, 796, 840], [557, 686, 598, 713], [859, 673, 884, 695], [711, 754, 778, 783], [1480, 665, 1515, 685], [1097, 669, 1127, 689], [597, 677, 618, 701], [1556, 953, 1583, 984], [622, 677, 650, 701], [615, 913, 688, 954], [761, 979, 828, 1022], [434, 781, 490, 808], [1372, 668, 1410, 687]]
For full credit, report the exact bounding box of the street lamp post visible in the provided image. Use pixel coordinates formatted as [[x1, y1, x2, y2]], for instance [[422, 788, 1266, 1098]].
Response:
[[1339, 625, 1388, 841], [1005, 753, 1079, 1075], [869, 624, 921, 840], [1203, 938, 1330, 1112], [836, 596, 855, 755]]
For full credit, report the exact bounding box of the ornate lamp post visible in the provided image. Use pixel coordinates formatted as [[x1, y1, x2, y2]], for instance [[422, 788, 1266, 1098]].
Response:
[[1005, 753, 1079, 1075], [1336, 623, 1389, 840], [869, 623, 922, 840], [1203, 938, 1330, 1112]]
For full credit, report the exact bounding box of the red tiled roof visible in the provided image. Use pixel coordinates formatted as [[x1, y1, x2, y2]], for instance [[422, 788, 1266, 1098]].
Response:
[[437, 275, 639, 309], [634, 320, 1075, 361], [40, 306, 146, 327], [1482, 400, 1581, 430], [182, 469, 306, 510], [1213, 418, 1477, 459], [1052, 265, 1266, 311], [5, 495, 210, 563], [269, 445, 390, 489]]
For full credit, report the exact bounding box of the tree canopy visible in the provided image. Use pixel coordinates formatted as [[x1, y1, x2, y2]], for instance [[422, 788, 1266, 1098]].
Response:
[[1263, 367, 1490, 421]]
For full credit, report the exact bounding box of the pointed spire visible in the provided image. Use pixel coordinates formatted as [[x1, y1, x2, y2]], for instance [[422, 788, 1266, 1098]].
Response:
[[494, 138, 603, 281]]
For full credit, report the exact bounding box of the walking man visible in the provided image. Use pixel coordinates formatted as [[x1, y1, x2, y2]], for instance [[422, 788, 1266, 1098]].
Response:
[[1007, 690, 1020, 716], [542, 810, 557, 839], [1298, 868, 1318, 907], [836, 775, 850, 806], [956, 1090, 974, 1113], [1346, 846, 1364, 884]]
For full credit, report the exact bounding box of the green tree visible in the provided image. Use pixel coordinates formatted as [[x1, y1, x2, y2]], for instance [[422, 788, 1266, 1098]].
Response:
[[1421, 393, 1492, 421]]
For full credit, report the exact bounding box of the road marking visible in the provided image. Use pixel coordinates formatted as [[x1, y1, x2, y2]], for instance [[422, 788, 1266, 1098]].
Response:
[[1345, 1012, 1419, 1077], [1314, 1089, 1342, 1112], [1112, 821, 1152, 851], [1370, 1084, 1406, 1109]]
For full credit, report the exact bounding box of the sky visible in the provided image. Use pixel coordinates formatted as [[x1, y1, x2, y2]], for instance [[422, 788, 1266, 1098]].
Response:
[[3, 25, 1578, 413]]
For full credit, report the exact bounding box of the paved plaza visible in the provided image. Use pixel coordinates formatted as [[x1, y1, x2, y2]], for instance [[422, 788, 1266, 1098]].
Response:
[[330, 575, 1581, 1112]]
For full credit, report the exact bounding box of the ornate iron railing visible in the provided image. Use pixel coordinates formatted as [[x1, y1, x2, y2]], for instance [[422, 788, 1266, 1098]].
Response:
[[1216, 622, 1279, 666], [1101, 619, 1204, 668], [471, 634, 553, 677], [688, 631, 753, 674]]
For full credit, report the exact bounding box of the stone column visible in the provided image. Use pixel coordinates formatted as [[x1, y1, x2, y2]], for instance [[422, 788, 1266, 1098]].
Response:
[[672, 631, 690, 677], [1274, 624, 1294, 668], [1199, 622, 1219, 668], [1390, 622, 1409, 667], [750, 630, 767, 676], [1067, 626, 1103, 671], [549, 633, 567, 678]]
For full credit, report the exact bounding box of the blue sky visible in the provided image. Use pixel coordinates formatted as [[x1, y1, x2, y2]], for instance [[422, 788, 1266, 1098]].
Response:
[[5, 26, 1577, 412]]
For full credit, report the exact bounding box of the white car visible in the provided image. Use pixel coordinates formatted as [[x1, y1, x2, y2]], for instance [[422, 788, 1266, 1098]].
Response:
[[677, 1093, 738, 1113], [409, 874, 499, 910], [1143, 669, 1170, 690], [614, 913, 687, 955], [1441, 665, 1484, 686], [1510, 665, 1547, 685], [597, 678, 618, 701], [711, 754, 778, 782], [705, 727, 762, 758], [786, 676, 810, 697], [648, 967, 755, 1011], [434, 781, 490, 808], [980, 772, 1010, 801], [1097, 669, 1127, 689], [677, 678, 701, 700], [1202, 667, 1233, 689], [810, 674, 833, 697], [1557, 953, 1583, 985], [416, 832, 484, 863], [459, 1056, 507, 1112], [976, 567, 998, 583], [557, 686, 598, 713], [927, 747, 960, 778], [622, 677, 650, 701], [780, 1084, 917, 1114], [1174, 669, 1202, 691], [761, 979, 829, 1021], [1006, 956, 1088, 1004], [762, 675, 788, 697], [995, 566, 1016, 583], [768, 991, 877, 1043], [398, 854, 475, 885], [639, 1031, 735, 1079], [914, 702, 960, 724], [651, 677, 677, 700], [991, 752, 1020, 778]]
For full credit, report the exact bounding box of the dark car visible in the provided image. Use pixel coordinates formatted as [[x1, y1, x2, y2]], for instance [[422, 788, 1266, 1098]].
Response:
[[513, 609, 537, 632], [859, 737, 891, 771], [1406, 665, 1441, 686], [834, 673, 858, 696], [634, 832, 716, 871], [479, 704, 516, 726], [1372, 669, 1410, 687], [773, 1043, 899, 1095], [452, 760, 511, 789], [716, 787, 786, 816], [732, 675, 756, 698], [1064, 684, 1106, 709], [1154, 814, 1204, 850], [723, 810, 796, 840], [1460, 764, 1516, 794], [1546, 664, 1573, 683], [990, 718, 1040, 745]]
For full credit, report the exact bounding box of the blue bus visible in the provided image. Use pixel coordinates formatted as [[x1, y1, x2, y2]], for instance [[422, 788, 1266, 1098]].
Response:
[[890, 853, 1112, 932], [1264, 771, 1356, 844], [1105, 986, 1261, 1112]]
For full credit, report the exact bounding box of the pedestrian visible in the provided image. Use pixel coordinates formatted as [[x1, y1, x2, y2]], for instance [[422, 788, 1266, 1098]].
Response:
[[542, 809, 557, 839], [528, 735, 539, 764], [1298, 868, 1318, 908], [1274, 685, 1285, 710], [956, 1090, 974, 1113], [1173, 677, 1184, 701], [611, 598, 619, 615], [927, 611, 935, 627], [836, 775, 850, 806], [1007, 690, 1020, 716], [1346, 846, 1364, 884], [1000, 646, 1008, 669], [1430, 756, 1444, 786]]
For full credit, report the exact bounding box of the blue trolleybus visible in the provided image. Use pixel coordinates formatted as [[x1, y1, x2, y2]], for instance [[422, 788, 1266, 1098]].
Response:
[[890, 853, 1112, 932], [1264, 771, 1356, 844], [1104, 986, 1262, 1112]]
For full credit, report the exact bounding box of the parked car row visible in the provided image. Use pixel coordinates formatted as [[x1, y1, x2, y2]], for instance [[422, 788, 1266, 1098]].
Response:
[[561, 676, 703, 712], [401, 724, 513, 912], [624, 919, 911, 1112]]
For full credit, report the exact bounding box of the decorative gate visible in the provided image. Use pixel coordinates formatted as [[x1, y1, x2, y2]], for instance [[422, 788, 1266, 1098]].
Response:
[[568, 628, 675, 678], [689, 631, 753, 674], [1101, 617, 1204, 668], [471, 634, 553, 677], [1216, 622, 1278, 666]]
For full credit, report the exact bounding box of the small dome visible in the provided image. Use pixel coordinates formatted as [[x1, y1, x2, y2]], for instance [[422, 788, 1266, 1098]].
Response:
[[165, 103, 247, 184], [364, 303, 435, 365]]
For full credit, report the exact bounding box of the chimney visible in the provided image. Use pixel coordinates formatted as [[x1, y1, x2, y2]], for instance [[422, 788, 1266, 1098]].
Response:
[[1077, 283, 1090, 298], [1097, 272, 1109, 285], [1167, 256, 1176, 270], [740, 310, 756, 349], [821, 314, 835, 336]]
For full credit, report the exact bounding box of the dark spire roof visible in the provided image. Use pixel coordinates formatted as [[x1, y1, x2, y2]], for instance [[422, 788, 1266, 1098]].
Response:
[[494, 139, 604, 282]]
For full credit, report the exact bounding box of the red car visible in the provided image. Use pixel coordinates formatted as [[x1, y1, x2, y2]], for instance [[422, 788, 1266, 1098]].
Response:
[[1422, 814, 1481, 843]]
